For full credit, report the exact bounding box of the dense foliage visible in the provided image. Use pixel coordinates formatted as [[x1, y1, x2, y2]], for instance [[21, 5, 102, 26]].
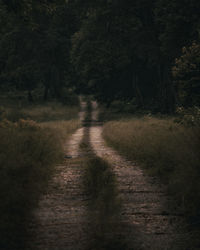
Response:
[[0, 0, 199, 112], [0, 0, 78, 101], [71, 0, 200, 112], [172, 43, 200, 107]]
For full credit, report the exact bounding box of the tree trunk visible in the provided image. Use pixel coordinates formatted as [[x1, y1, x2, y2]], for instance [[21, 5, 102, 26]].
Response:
[[158, 63, 175, 114], [43, 85, 49, 101], [132, 71, 144, 107], [28, 90, 33, 103]]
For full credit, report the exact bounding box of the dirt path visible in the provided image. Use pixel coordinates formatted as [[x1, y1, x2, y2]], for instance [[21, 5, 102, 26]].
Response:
[[29, 98, 189, 250], [89, 101, 187, 250], [29, 99, 88, 250]]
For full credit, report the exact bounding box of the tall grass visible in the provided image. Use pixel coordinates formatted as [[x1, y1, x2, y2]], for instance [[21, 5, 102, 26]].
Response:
[[0, 104, 80, 250], [0, 120, 57, 248], [103, 117, 200, 216], [39, 120, 80, 142], [0, 102, 79, 122]]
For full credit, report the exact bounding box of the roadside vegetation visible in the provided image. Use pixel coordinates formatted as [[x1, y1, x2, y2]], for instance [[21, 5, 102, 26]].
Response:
[[0, 95, 80, 249], [0, 93, 79, 123], [103, 109, 200, 217]]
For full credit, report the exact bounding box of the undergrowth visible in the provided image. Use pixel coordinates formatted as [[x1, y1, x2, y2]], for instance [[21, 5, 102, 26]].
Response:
[[103, 117, 200, 217]]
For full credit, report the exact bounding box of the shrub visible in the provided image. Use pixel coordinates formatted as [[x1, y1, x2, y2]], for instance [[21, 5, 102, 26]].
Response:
[[172, 42, 200, 107], [175, 106, 200, 126]]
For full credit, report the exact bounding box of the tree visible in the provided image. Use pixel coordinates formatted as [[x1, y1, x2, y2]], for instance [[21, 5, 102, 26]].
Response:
[[172, 42, 200, 107], [0, 0, 78, 102]]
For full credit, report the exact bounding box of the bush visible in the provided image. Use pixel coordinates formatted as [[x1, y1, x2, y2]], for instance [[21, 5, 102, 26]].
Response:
[[175, 106, 200, 126], [172, 42, 200, 107]]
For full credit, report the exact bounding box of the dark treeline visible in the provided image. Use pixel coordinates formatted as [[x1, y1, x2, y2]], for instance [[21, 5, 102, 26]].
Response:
[[0, 0, 200, 113], [0, 0, 79, 102]]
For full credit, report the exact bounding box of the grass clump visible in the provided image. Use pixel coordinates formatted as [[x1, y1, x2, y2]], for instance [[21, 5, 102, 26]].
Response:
[[0, 118, 79, 249], [103, 117, 200, 216]]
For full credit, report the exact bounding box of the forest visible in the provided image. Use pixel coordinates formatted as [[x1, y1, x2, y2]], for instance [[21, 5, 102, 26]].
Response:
[[0, 0, 200, 250], [0, 0, 199, 112]]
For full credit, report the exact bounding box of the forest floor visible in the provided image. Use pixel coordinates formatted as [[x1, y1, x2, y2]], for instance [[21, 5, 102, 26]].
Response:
[[28, 98, 194, 250]]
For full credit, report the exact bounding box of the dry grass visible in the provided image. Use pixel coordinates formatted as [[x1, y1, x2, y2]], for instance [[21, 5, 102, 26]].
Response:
[[0, 118, 80, 249], [0, 102, 79, 122], [39, 120, 80, 143], [103, 116, 200, 216], [0, 98, 80, 249]]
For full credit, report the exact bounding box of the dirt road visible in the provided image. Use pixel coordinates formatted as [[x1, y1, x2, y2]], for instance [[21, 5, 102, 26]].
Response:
[[30, 99, 189, 250]]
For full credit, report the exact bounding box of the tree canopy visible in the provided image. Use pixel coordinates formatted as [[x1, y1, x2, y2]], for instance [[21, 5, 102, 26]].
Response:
[[0, 0, 199, 112]]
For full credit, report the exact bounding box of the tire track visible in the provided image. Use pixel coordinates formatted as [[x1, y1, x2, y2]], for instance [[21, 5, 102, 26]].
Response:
[[28, 98, 189, 250], [89, 101, 187, 250], [29, 98, 88, 250]]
